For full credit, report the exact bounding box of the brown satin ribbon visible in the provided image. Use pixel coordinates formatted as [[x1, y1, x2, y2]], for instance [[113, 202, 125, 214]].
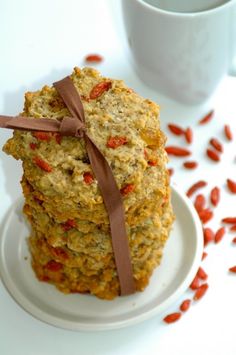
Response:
[[0, 76, 135, 296]]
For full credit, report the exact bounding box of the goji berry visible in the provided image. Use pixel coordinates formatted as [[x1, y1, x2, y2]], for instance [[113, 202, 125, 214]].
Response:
[[198, 110, 214, 124], [183, 161, 198, 169], [203, 227, 215, 246], [61, 219, 76, 231], [210, 186, 220, 206], [33, 131, 52, 141], [209, 138, 223, 153], [194, 283, 209, 300], [224, 124, 233, 141], [226, 179, 236, 193], [189, 275, 201, 290], [167, 123, 185, 136], [194, 194, 206, 213], [163, 312, 181, 324], [198, 208, 213, 224], [185, 127, 193, 144], [222, 217, 236, 224], [186, 180, 207, 197], [206, 148, 220, 162], [107, 136, 128, 149], [165, 146, 191, 157], [33, 157, 52, 172], [45, 260, 63, 272], [120, 184, 135, 196], [54, 133, 62, 144], [148, 159, 158, 166], [84, 54, 103, 63], [52, 247, 69, 260], [180, 299, 191, 312], [215, 227, 225, 243], [197, 267, 208, 280], [89, 81, 112, 99], [83, 172, 94, 185]]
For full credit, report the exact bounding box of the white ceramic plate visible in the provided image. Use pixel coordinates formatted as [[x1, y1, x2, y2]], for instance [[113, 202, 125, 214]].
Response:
[[0, 185, 203, 331]]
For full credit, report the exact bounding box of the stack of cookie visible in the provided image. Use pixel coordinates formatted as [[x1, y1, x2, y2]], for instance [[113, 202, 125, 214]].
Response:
[[3, 67, 174, 299]]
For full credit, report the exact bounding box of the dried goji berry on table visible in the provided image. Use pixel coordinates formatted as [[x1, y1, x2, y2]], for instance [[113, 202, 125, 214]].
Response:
[[197, 267, 208, 280], [194, 194, 206, 212], [203, 227, 215, 246], [222, 217, 236, 224], [167, 123, 185, 135], [184, 127, 193, 144], [89, 81, 112, 99], [163, 312, 181, 324], [215, 227, 225, 243], [189, 275, 201, 290], [198, 208, 213, 224], [183, 161, 198, 169], [209, 138, 223, 153], [226, 179, 236, 193], [194, 283, 209, 301], [180, 299, 191, 312], [186, 180, 207, 197], [210, 186, 220, 206], [84, 54, 103, 63], [198, 110, 214, 124], [165, 146, 191, 157], [206, 148, 220, 162], [224, 124, 233, 141]]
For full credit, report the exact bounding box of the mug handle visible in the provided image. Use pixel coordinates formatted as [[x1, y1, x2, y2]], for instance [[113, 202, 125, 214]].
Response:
[[229, 2, 236, 75]]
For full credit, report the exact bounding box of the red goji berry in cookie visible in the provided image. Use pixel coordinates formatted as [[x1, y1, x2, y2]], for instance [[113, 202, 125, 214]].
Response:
[[83, 172, 94, 185], [120, 184, 135, 196], [33, 157, 52, 172], [107, 136, 128, 149], [89, 81, 112, 99]]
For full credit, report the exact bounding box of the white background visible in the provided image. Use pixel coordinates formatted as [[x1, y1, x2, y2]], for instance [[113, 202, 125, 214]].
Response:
[[0, 1, 236, 354]]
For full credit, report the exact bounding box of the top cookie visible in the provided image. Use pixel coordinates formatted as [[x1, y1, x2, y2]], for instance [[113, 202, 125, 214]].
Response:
[[3, 67, 168, 225]]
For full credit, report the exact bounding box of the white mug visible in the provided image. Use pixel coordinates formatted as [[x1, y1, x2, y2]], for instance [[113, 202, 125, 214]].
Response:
[[122, 0, 236, 104]]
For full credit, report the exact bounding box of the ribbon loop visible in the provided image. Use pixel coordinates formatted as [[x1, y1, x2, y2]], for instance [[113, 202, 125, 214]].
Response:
[[59, 117, 85, 137]]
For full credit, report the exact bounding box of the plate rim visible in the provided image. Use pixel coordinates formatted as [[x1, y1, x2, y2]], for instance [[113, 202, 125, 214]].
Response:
[[0, 184, 203, 331]]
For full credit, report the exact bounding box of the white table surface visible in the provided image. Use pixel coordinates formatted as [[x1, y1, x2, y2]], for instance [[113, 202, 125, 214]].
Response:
[[0, 1, 236, 354]]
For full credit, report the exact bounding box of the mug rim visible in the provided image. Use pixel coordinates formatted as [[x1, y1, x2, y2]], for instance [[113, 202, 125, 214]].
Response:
[[136, 0, 234, 16]]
